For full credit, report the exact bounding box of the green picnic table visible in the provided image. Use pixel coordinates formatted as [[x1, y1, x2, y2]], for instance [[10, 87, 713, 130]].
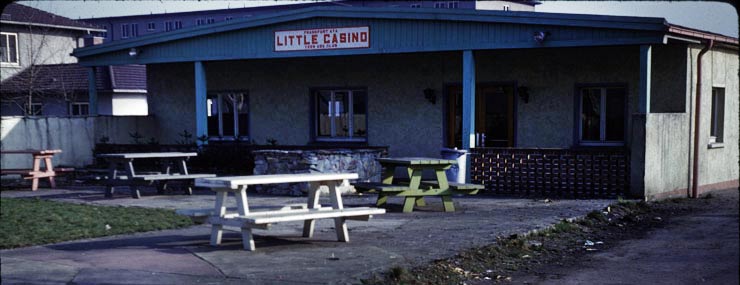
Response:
[[354, 157, 483, 213]]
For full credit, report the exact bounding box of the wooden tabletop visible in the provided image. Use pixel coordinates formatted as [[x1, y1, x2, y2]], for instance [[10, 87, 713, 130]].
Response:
[[0, 149, 62, 155], [377, 157, 457, 165], [196, 173, 359, 189], [97, 152, 199, 159]]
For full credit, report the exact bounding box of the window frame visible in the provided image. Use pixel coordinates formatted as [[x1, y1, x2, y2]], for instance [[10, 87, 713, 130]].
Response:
[[174, 21, 183, 30], [311, 87, 368, 143], [710, 87, 725, 145], [503, 5, 511, 11], [24, 102, 43, 116], [574, 83, 628, 147], [195, 18, 205, 26], [206, 17, 216, 24], [0, 32, 19, 66], [121, 23, 130, 38], [68, 102, 90, 116], [164, 21, 173, 32], [147, 22, 156, 31], [206, 90, 250, 141], [131, 23, 139, 37]]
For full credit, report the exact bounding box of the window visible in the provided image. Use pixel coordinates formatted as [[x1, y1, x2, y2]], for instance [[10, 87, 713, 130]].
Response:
[[69, 102, 89, 116], [434, 2, 447, 8], [131, 23, 139, 37], [101, 26, 108, 38], [207, 17, 215, 24], [147, 22, 156, 31], [164, 21, 173, 31], [174, 21, 183, 30], [24, 103, 42, 116], [410, 3, 421, 8], [0, 32, 18, 65], [225, 16, 233, 21], [196, 18, 205, 26], [449, 1, 459, 8], [577, 86, 626, 145], [313, 89, 367, 142], [710, 87, 725, 144], [503, 5, 511, 11], [121, 24, 130, 38], [207, 92, 249, 140]]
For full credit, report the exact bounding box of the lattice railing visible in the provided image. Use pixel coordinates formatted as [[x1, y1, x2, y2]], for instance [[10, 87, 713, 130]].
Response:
[[470, 147, 629, 198]]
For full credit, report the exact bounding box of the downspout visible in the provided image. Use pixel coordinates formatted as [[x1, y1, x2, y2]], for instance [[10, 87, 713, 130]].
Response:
[[691, 39, 714, 198]]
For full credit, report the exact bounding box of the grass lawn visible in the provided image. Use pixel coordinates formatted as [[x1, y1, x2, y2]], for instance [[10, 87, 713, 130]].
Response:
[[0, 198, 193, 249]]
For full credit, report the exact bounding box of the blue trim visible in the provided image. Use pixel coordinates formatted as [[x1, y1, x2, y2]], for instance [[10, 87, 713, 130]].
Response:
[[73, 6, 669, 61], [194, 61, 208, 146], [638, 45, 652, 114]]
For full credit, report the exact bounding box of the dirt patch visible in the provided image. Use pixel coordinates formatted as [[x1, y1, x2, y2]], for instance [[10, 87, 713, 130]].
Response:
[[362, 194, 717, 284]]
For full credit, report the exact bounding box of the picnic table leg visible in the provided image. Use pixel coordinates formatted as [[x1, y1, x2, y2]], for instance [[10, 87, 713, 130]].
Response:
[[402, 197, 416, 213], [156, 182, 168, 194], [376, 193, 388, 207], [105, 162, 118, 197], [30, 156, 41, 191], [441, 195, 455, 212], [124, 159, 141, 199], [415, 197, 426, 207], [241, 227, 256, 251], [44, 156, 56, 188], [210, 190, 229, 247], [328, 180, 349, 242], [233, 185, 256, 251], [302, 182, 321, 238]]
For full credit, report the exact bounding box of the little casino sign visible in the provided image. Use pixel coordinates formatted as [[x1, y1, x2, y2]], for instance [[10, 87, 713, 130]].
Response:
[[274, 26, 370, 51]]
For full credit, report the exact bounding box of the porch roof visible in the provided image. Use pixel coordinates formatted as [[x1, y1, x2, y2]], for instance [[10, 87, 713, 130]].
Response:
[[71, 6, 729, 66]]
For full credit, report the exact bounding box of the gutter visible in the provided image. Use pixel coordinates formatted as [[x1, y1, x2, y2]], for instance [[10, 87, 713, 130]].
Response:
[[691, 39, 714, 198], [0, 20, 106, 33]]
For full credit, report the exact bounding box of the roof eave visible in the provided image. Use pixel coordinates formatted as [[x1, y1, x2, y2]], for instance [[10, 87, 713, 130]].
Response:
[[0, 20, 106, 33]]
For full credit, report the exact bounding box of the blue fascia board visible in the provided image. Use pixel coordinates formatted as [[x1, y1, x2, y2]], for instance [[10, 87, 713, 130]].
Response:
[[76, 35, 665, 67], [73, 6, 668, 59]]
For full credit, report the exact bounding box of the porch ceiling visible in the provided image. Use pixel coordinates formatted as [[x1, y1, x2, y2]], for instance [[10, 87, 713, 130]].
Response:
[[73, 6, 674, 66]]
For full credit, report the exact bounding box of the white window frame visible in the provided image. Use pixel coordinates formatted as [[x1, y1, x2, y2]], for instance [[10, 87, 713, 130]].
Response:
[[206, 17, 215, 24], [709, 87, 725, 145], [448, 1, 459, 8], [147, 22, 156, 31], [131, 23, 139, 37], [0, 32, 19, 66], [174, 21, 183, 30], [195, 18, 205, 26], [314, 89, 367, 143], [164, 21, 173, 32], [121, 23, 130, 38], [503, 5, 511, 11], [69, 102, 89, 116], [207, 92, 250, 141], [578, 86, 626, 146]]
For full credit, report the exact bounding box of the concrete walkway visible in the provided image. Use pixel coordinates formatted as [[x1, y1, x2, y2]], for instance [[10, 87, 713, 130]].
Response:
[[1, 187, 613, 284]]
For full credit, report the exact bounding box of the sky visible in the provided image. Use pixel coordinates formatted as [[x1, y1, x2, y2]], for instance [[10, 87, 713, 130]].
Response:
[[15, 0, 739, 37]]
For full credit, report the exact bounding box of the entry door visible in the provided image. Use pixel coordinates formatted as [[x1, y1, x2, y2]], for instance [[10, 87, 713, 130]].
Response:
[[446, 84, 515, 148]]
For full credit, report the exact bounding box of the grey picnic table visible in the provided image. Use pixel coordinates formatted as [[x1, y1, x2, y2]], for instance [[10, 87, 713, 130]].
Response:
[[97, 152, 215, 198], [354, 157, 483, 213], [195, 173, 386, 251]]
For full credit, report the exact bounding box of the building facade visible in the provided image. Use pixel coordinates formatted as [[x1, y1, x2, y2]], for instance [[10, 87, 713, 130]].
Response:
[[73, 7, 738, 199]]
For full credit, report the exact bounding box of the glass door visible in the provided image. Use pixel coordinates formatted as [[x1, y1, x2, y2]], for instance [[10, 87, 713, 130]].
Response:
[[446, 84, 515, 148]]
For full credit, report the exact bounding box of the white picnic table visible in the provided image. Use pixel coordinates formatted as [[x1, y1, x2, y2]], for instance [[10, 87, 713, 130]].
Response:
[[195, 173, 386, 251], [98, 152, 215, 198]]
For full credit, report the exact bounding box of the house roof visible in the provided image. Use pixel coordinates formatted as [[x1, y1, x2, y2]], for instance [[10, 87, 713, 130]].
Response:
[[1, 3, 105, 32], [72, 6, 737, 66], [0, 64, 146, 95]]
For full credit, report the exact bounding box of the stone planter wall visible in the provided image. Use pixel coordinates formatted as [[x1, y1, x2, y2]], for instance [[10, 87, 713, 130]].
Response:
[[252, 148, 386, 196]]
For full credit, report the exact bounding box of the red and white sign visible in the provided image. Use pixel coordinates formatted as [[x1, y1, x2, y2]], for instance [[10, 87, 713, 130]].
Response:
[[274, 26, 370, 52]]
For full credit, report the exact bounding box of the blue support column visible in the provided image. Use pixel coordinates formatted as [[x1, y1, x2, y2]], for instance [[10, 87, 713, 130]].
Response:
[[88, 67, 98, 115], [638, 45, 651, 114], [194, 61, 208, 145], [462, 50, 476, 149], [462, 50, 476, 183]]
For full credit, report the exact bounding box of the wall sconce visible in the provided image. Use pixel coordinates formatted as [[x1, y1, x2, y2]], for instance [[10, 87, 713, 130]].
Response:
[[518, 86, 530, 103], [423, 88, 436, 104], [533, 31, 550, 44], [128, 47, 139, 57]]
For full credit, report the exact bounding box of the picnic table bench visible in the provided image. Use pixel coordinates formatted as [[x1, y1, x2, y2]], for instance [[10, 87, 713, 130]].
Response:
[[0, 149, 73, 190], [98, 152, 216, 198], [354, 157, 483, 213], [195, 173, 386, 251]]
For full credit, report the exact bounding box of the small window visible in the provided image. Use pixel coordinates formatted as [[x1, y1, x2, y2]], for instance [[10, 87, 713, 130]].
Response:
[[710, 87, 725, 143], [147, 22, 156, 31], [69, 102, 89, 116], [207, 91, 249, 140], [164, 21, 173, 32], [195, 18, 205, 26], [449, 1, 459, 8], [313, 89, 367, 142], [410, 3, 421, 8], [121, 24, 130, 38], [207, 17, 215, 24], [131, 23, 139, 37], [503, 5, 511, 11], [0, 32, 18, 65], [174, 21, 183, 30], [434, 2, 447, 8], [577, 86, 626, 145], [225, 16, 233, 21]]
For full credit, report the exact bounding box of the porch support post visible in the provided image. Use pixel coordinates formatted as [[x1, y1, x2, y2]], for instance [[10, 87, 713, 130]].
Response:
[[462, 50, 476, 183], [462, 50, 476, 149], [638, 45, 651, 114], [88, 67, 98, 115], [194, 61, 208, 145]]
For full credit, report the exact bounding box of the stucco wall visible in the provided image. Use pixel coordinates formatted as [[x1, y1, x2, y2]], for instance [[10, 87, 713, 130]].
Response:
[[0, 26, 81, 80], [147, 62, 196, 144], [0, 115, 157, 168], [643, 113, 691, 198]]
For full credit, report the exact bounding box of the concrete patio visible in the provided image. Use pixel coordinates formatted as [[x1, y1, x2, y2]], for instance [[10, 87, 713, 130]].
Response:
[[1, 186, 613, 284]]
